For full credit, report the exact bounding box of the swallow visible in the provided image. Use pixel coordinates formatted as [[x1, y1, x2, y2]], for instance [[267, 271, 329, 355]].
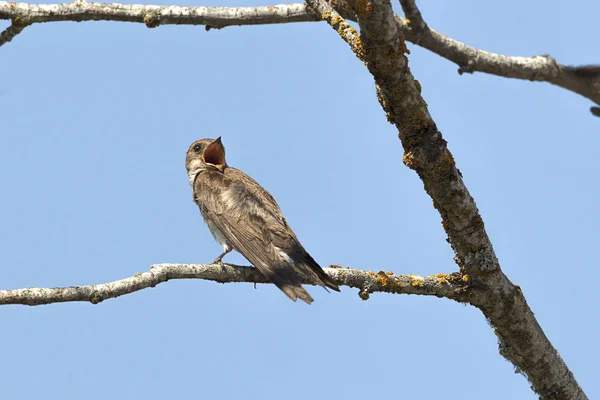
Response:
[[185, 137, 340, 304]]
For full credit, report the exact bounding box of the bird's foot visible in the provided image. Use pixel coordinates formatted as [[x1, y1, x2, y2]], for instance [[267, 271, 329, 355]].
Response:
[[211, 249, 231, 270], [212, 257, 226, 270]]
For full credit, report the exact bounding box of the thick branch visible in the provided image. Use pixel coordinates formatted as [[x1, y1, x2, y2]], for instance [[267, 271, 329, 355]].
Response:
[[305, 0, 587, 398], [1, 1, 598, 111], [0, 264, 469, 305]]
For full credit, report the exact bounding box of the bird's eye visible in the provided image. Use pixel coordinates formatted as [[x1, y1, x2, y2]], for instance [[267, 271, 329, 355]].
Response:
[[193, 144, 202, 152]]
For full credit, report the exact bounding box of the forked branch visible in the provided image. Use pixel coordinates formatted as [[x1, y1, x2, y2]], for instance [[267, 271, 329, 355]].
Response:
[[304, 0, 587, 398], [1, 0, 598, 113]]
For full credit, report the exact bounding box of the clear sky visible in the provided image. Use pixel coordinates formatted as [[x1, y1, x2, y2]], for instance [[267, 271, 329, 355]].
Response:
[[1, 0, 598, 398]]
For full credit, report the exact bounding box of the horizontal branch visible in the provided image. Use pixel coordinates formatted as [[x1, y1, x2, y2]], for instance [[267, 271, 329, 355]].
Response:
[[0, 264, 470, 306], [0, 1, 312, 27], [0, 1, 597, 112]]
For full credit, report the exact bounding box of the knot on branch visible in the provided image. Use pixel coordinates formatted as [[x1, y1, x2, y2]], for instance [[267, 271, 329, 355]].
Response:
[[143, 12, 161, 28], [89, 290, 105, 304], [458, 58, 477, 75]]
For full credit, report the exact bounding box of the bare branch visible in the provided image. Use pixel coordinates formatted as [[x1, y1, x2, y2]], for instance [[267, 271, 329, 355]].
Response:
[[393, 0, 599, 115], [398, 0, 427, 41], [0, 0, 593, 396], [0, 1, 314, 28], [393, 17, 600, 116], [0, 264, 469, 306], [0, 18, 28, 46], [0, 1, 597, 111], [305, 0, 588, 398]]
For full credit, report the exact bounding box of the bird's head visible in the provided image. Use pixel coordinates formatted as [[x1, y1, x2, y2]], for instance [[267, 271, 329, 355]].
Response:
[[185, 137, 227, 184]]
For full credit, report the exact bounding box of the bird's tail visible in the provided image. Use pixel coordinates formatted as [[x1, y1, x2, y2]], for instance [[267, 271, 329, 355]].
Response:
[[277, 283, 315, 305], [299, 253, 341, 293], [316, 270, 341, 293]]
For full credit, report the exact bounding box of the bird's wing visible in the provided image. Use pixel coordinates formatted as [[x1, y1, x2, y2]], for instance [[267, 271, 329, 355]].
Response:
[[194, 169, 315, 303], [225, 168, 340, 294], [224, 167, 297, 238]]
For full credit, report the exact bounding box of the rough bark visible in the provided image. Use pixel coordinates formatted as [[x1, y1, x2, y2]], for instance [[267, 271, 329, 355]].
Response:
[[0, 264, 469, 305], [0, 1, 598, 114], [304, 0, 587, 398], [0, 0, 591, 398]]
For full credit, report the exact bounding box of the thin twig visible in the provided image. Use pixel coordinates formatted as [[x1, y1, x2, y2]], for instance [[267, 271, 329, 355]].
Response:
[[0, 19, 28, 46]]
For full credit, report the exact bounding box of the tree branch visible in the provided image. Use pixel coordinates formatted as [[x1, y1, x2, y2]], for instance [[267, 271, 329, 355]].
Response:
[[0, 0, 592, 397], [1, 1, 597, 113], [0, 18, 28, 46], [398, 0, 427, 42], [391, 15, 600, 116], [304, 0, 587, 398], [0, 264, 469, 305], [0, 1, 313, 28]]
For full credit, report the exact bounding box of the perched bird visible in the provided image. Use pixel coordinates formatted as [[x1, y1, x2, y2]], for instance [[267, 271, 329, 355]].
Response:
[[185, 137, 340, 304]]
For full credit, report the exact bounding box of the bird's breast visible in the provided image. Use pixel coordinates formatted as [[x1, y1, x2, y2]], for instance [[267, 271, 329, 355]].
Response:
[[204, 216, 231, 250]]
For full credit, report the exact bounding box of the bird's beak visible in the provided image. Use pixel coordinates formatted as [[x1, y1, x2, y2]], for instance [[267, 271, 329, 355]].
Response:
[[203, 137, 227, 171]]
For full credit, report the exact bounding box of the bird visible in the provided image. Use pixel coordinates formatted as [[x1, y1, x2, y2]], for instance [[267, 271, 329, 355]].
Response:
[[185, 137, 340, 304]]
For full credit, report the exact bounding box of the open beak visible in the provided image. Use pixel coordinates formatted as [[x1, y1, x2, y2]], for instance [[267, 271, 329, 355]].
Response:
[[202, 137, 227, 171]]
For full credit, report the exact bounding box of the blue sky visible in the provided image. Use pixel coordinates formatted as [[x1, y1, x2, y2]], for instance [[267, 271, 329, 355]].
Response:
[[1, 0, 597, 398]]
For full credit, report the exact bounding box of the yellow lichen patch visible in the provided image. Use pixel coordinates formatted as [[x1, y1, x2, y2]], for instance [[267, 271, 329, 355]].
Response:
[[375, 271, 390, 287], [354, 0, 373, 17], [386, 271, 394, 275], [347, 30, 366, 62], [410, 276, 425, 287], [322, 12, 366, 64], [367, 271, 377, 277], [435, 273, 451, 284], [402, 151, 416, 169], [321, 11, 332, 20], [462, 274, 470, 282], [330, 14, 343, 26]]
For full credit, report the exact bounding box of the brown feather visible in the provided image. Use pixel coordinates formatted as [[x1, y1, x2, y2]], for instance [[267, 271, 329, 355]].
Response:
[[186, 137, 339, 303]]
